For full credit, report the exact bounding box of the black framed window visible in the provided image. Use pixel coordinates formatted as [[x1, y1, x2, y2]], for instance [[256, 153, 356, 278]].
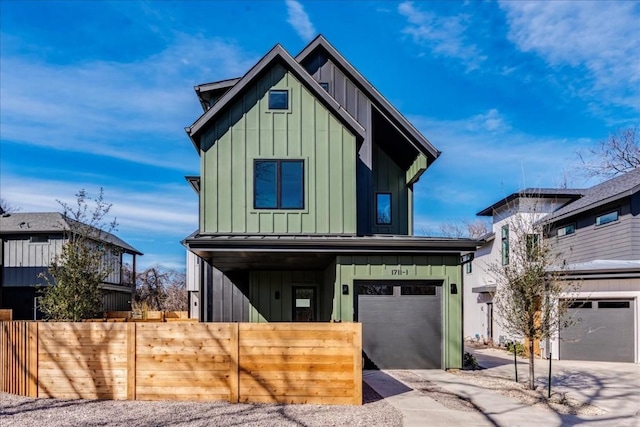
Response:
[[30, 235, 49, 243], [376, 193, 391, 225], [319, 82, 329, 91], [557, 224, 575, 237], [254, 159, 304, 209], [501, 225, 509, 265], [595, 210, 618, 226], [268, 90, 289, 110], [598, 301, 630, 309], [568, 301, 592, 309]]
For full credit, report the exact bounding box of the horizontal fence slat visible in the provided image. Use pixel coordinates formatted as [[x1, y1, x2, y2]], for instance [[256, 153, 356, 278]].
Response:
[[239, 346, 354, 356], [2, 321, 361, 405]]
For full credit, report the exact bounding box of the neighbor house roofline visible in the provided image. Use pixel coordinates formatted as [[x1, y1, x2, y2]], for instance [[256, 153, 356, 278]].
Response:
[[476, 188, 585, 216], [186, 43, 366, 153], [194, 77, 241, 93], [295, 34, 440, 163], [0, 212, 142, 255]]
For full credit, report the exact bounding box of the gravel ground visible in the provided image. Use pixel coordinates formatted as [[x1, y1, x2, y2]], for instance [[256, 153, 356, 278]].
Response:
[[0, 382, 403, 427], [450, 370, 606, 416]]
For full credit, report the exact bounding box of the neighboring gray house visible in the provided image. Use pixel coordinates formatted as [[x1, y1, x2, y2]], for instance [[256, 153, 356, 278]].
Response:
[[0, 212, 142, 320], [465, 168, 640, 363]]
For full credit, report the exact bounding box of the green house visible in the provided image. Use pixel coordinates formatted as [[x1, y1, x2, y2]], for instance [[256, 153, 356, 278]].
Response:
[[183, 35, 477, 369]]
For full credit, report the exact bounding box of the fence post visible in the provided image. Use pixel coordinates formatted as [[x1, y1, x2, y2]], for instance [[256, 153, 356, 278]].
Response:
[[127, 322, 136, 400], [353, 323, 363, 405], [229, 323, 239, 403], [28, 322, 38, 398]]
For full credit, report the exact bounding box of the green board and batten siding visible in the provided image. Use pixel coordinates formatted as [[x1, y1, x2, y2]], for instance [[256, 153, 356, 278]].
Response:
[[200, 64, 357, 235], [246, 255, 463, 369], [332, 255, 462, 369]]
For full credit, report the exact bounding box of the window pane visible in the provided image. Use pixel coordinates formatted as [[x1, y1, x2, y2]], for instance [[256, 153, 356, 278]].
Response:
[[568, 301, 592, 309], [501, 225, 509, 265], [280, 161, 304, 208], [255, 161, 277, 208], [356, 284, 393, 295], [376, 193, 391, 224], [268, 90, 288, 109], [319, 82, 329, 91], [596, 211, 618, 226], [558, 224, 575, 236], [401, 285, 436, 295], [598, 301, 630, 309]]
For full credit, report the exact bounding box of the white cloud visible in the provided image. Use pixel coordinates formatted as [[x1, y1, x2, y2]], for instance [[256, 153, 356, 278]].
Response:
[[397, 1, 486, 70], [0, 34, 257, 169], [0, 174, 197, 271], [285, 0, 316, 42], [499, 1, 640, 112]]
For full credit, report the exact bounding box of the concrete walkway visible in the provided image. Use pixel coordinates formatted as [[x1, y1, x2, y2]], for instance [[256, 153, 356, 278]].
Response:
[[364, 350, 640, 427]]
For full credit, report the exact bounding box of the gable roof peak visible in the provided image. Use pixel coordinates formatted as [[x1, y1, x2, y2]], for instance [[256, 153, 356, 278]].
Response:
[[186, 40, 365, 152]]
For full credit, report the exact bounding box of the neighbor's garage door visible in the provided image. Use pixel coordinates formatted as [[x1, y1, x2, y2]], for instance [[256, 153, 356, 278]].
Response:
[[560, 299, 635, 363], [355, 280, 442, 369]]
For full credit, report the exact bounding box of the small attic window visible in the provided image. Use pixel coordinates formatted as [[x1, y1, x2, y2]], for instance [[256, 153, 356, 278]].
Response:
[[319, 82, 329, 91], [268, 90, 289, 110], [30, 235, 49, 244]]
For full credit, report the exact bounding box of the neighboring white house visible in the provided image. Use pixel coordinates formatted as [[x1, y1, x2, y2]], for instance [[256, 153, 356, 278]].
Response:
[[465, 168, 640, 363], [463, 189, 582, 346]]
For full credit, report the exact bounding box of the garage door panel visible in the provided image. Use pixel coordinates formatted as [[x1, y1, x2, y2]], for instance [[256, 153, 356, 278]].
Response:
[[356, 282, 442, 369], [560, 299, 634, 363]]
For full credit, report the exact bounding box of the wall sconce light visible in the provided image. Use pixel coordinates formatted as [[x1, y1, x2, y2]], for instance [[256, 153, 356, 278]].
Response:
[[342, 284, 349, 295], [451, 283, 458, 295], [275, 291, 280, 300]]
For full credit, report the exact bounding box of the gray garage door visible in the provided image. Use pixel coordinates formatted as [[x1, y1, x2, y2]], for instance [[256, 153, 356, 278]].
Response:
[[355, 280, 442, 369], [560, 299, 635, 363]]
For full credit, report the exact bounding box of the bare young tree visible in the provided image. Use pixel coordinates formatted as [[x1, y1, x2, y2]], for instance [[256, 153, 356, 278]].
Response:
[[439, 219, 490, 239], [0, 198, 20, 214], [39, 188, 119, 321], [488, 197, 579, 390], [578, 127, 639, 179], [133, 266, 187, 312]]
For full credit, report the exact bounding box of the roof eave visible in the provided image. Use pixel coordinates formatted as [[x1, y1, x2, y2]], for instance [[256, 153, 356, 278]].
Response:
[[295, 34, 440, 162], [543, 189, 635, 225]]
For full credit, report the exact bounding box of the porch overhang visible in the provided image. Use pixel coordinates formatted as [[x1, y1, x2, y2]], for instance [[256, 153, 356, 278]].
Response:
[[472, 285, 496, 294], [184, 234, 480, 272]]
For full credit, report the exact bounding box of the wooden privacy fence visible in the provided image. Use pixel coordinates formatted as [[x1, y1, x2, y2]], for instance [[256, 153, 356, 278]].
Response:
[[0, 322, 362, 405]]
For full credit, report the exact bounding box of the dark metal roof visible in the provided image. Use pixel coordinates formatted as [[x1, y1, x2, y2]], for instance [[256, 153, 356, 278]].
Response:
[[543, 168, 640, 223], [183, 232, 479, 271], [472, 285, 496, 294], [476, 188, 585, 216], [186, 44, 365, 152], [185, 176, 200, 194], [296, 35, 440, 164], [0, 212, 142, 255], [185, 233, 479, 252], [194, 78, 241, 93]]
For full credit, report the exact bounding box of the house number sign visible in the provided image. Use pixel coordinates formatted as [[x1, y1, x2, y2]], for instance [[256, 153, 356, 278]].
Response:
[[386, 267, 410, 276]]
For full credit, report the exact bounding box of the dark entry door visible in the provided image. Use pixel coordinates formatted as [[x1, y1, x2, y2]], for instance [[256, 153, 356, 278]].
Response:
[[355, 281, 442, 369], [293, 286, 317, 321]]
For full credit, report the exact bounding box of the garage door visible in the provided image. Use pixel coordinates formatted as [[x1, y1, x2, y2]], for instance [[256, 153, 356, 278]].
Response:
[[560, 299, 635, 363], [355, 280, 442, 369]]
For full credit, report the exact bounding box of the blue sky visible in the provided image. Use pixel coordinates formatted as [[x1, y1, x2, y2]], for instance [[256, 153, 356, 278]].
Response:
[[1, 1, 638, 270]]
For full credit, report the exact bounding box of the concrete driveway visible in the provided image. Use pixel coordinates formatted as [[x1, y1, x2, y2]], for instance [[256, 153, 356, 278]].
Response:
[[364, 348, 640, 426], [470, 346, 640, 424]]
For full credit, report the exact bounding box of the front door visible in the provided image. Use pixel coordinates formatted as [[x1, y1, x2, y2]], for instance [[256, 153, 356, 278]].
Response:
[[293, 286, 317, 321]]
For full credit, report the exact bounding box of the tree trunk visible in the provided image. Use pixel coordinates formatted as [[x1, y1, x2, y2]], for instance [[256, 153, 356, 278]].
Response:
[[528, 338, 535, 390]]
